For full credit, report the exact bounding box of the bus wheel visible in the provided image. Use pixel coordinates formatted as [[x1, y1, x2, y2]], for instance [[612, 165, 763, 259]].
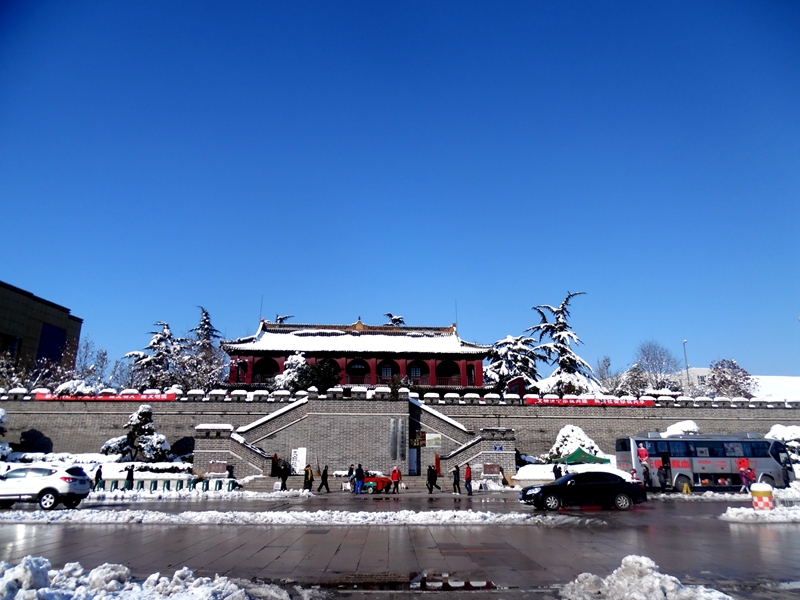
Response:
[[674, 475, 692, 494], [760, 475, 775, 487]]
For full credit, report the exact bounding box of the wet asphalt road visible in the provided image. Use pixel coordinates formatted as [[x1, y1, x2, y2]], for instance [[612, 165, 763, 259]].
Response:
[[2, 491, 800, 599]]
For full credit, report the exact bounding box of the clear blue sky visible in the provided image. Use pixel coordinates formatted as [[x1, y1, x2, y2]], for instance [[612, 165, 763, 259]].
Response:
[[1, 2, 798, 376]]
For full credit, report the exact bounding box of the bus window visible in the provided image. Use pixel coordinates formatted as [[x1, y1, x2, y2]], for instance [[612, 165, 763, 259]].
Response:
[[616, 439, 631, 452], [748, 441, 770, 458], [668, 441, 694, 457], [724, 442, 744, 457], [696, 441, 724, 457], [656, 441, 668, 454], [769, 442, 791, 466]]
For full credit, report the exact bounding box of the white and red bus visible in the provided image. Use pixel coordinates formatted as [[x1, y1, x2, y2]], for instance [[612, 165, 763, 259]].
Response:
[[616, 432, 794, 491]]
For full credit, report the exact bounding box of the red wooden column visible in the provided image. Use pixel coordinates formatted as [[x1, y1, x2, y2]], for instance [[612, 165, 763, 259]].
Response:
[[336, 358, 347, 385], [229, 356, 238, 383], [246, 356, 254, 384], [277, 356, 286, 373], [474, 359, 484, 386], [427, 359, 437, 386], [399, 358, 407, 378], [459, 359, 468, 387], [368, 358, 378, 386]]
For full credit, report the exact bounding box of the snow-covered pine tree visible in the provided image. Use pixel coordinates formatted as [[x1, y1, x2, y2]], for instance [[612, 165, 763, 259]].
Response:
[[527, 291, 599, 395], [484, 334, 544, 392], [126, 322, 187, 390], [272, 352, 307, 391], [617, 363, 649, 397], [100, 404, 171, 462], [706, 359, 756, 398], [182, 307, 227, 391]]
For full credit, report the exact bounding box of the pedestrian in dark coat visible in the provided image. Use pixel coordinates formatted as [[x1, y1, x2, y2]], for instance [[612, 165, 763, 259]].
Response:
[[354, 464, 365, 494], [94, 465, 103, 490], [303, 464, 314, 491], [426, 465, 441, 493], [280, 464, 289, 491], [125, 465, 134, 491], [452, 465, 461, 495], [657, 465, 667, 493], [553, 463, 561, 480], [642, 464, 652, 489], [318, 465, 330, 493]]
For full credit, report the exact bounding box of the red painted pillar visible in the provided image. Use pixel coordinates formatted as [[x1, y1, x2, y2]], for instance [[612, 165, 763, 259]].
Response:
[[399, 359, 407, 378], [459, 359, 467, 387], [475, 360, 484, 386], [336, 358, 347, 385], [229, 356, 238, 383], [427, 359, 437, 386], [246, 356, 254, 384], [277, 356, 286, 373], [368, 358, 377, 385]]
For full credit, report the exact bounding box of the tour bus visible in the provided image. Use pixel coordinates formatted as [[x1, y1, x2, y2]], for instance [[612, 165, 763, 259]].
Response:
[[615, 432, 794, 491]]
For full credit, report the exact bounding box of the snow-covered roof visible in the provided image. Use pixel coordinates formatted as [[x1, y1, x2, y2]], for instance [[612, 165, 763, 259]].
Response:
[[225, 321, 489, 356]]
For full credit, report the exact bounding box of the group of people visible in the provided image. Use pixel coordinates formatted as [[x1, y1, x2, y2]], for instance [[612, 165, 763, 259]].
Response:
[[426, 463, 473, 495]]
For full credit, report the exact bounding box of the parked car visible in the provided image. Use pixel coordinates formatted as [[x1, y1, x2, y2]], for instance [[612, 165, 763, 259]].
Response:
[[520, 471, 647, 511], [0, 465, 92, 510], [363, 472, 392, 494]]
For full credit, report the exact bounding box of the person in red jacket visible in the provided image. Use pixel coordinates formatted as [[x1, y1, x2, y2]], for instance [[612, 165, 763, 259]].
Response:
[[391, 466, 402, 494], [464, 463, 473, 496]]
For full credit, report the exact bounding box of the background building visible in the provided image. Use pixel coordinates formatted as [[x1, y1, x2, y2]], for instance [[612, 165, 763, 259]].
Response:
[[0, 280, 83, 367]]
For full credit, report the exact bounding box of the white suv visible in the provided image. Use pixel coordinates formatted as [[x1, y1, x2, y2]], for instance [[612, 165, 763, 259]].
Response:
[[0, 465, 92, 510]]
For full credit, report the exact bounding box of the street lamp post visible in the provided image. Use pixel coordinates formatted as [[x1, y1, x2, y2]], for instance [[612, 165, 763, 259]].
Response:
[[682, 340, 690, 393]]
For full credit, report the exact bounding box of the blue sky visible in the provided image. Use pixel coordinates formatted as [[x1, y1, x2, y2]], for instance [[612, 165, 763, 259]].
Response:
[[1, 2, 798, 376]]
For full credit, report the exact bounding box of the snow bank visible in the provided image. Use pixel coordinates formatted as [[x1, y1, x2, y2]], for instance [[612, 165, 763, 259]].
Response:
[[720, 506, 800, 523], [84, 489, 312, 503], [0, 554, 258, 600], [561, 555, 732, 599], [4, 453, 122, 465], [0, 508, 606, 527], [662, 421, 700, 437]]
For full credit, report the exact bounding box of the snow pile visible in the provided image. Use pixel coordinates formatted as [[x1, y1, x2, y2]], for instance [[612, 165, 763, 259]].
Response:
[[546, 425, 610, 461], [5, 453, 121, 465], [774, 481, 800, 500], [662, 421, 700, 437], [0, 555, 255, 600], [85, 489, 312, 503], [0, 508, 606, 527], [720, 506, 800, 523], [765, 424, 800, 461], [649, 491, 750, 502], [561, 555, 732, 600]]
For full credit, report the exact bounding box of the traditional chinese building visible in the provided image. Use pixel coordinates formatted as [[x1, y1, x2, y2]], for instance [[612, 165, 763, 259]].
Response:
[[224, 319, 490, 390]]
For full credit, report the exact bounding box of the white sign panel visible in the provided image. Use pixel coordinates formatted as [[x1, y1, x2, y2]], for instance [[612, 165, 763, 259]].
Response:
[[291, 447, 307, 474]]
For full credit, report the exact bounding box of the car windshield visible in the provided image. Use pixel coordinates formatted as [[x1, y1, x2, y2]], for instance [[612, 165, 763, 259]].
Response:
[[554, 474, 574, 484]]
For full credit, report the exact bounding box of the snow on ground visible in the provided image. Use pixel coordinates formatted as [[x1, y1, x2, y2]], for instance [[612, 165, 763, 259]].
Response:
[[84, 489, 313, 503], [0, 508, 606, 527], [720, 506, 800, 523], [561, 555, 732, 600], [662, 420, 700, 437], [0, 554, 307, 600], [648, 491, 751, 502]]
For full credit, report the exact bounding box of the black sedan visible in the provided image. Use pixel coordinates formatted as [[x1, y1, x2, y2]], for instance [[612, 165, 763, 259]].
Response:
[[520, 471, 647, 511]]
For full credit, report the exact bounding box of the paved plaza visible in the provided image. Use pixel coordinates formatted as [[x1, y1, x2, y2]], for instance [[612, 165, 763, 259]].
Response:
[[2, 490, 800, 598]]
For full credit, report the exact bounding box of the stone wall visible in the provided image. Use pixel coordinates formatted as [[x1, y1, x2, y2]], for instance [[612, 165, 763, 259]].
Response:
[[3, 399, 799, 477]]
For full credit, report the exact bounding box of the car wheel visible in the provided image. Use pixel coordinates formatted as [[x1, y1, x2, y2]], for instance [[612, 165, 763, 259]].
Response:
[[760, 475, 776, 487], [614, 494, 632, 511], [543, 494, 560, 511], [366, 486, 375, 495], [62, 498, 81, 509], [38, 490, 59, 510], [0, 501, 14, 510], [674, 475, 692, 493]]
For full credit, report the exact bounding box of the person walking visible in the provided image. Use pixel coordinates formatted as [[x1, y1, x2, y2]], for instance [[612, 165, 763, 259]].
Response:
[[426, 465, 441, 493], [452, 464, 461, 495], [391, 466, 402, 494], [552, 463, 562, 480], [464, 463, 473, 496], [303, 464, 314, 491], [279, 463, 290, 491], [642, 464, 652, 489], [318, 465, 330, 493], [354, 464, 365, 494], [94, 465, 103, 490], [657, 464, 667, 493]]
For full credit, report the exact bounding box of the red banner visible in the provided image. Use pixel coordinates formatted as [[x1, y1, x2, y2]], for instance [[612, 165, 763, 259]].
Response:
[[35, 393, 177, 402], [525, 397, 655, 407]]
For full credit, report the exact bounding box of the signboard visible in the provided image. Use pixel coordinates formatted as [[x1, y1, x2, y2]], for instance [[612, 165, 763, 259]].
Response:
[[291, 448, 307, 475], [525, 396, 655, 407], [35, 393, 177, 402], [493, 445, 504, 452], [425, 433, 442, 448], [483, 463, 502, 475]]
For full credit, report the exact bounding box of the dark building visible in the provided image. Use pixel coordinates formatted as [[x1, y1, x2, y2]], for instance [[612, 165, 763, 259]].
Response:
[[0, 280, 83, 367]]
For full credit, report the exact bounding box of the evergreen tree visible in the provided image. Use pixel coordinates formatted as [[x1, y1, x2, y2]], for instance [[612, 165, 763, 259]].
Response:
[[101, 404, 171, 462], [484, 334, 545, 392], [295, 359, 342, 393], [182, 307, 226, 391], [528, 291, 598, 394], [273, 352, 307, 391], [617, 363, 649, 397], [126, 322, 186, 390], [706, 359, 756, 398]]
